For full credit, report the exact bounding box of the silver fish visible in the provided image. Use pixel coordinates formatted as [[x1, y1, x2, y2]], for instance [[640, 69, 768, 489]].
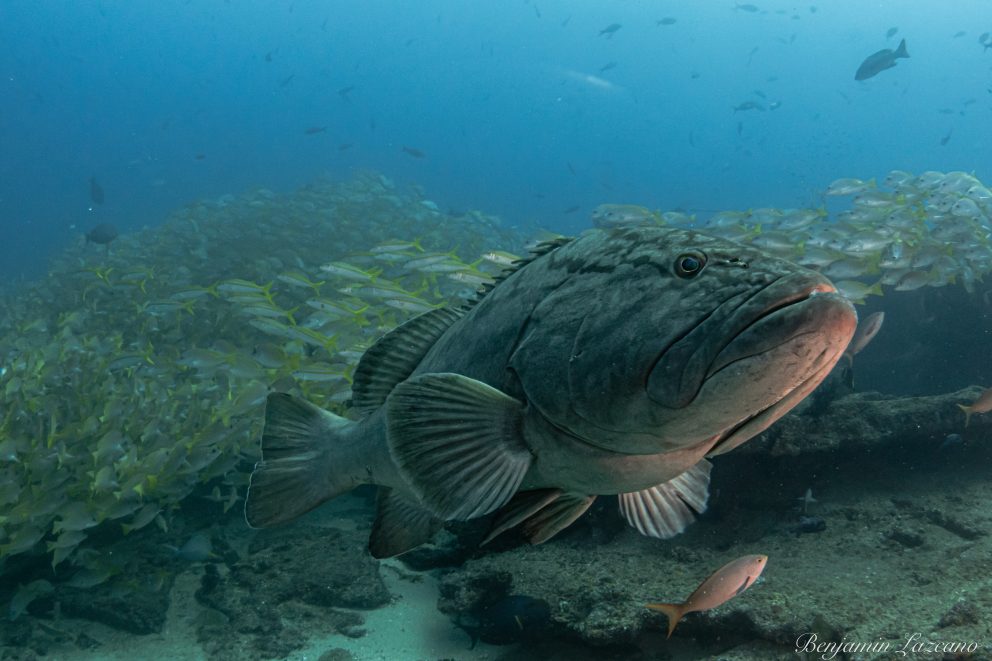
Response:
[[245, 227, 856, 558]]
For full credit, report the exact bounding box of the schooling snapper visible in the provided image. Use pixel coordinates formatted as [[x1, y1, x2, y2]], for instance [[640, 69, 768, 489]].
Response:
[[245, 227, 857, 557]]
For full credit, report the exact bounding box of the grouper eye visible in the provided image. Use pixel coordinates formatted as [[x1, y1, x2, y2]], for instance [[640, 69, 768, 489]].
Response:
[[675, 252, 706, 278]]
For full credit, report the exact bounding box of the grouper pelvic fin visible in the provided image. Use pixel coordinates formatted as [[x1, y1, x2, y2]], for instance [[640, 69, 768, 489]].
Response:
[[369, 487, 443, 558], [245, 393, 352, 528], [618, 460, 712, 538], [386, 373, 531, 520], [351, 307, 464, 415], [484, 489, 596, 545]]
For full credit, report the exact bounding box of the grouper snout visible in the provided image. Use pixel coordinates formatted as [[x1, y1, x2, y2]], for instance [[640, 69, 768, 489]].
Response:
[[645, 270, 857, 452]]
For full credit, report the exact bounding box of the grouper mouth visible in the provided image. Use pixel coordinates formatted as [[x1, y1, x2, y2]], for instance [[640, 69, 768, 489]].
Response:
[[647, 272, 856, 413]]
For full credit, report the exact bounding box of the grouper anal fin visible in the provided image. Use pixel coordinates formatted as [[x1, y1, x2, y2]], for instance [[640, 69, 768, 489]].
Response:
[[484, 489, 596, 545], [369, 487, 443, 558], [386, 372, 532, 521], [618, 459, 712, 538]]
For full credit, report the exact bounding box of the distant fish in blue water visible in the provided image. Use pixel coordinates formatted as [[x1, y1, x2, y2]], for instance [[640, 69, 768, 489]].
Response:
[[304, 126, 327, 135], [980, 32, 992, 50], [886, 27, 898, 38], [89, 177, 104, 205], [734, 100, 765, 112], [656, 17, 677, 26], [735, 3, 760, 12], [599, 61, 617, 73], [85, 223, 118, 245], [855, 38, 909, 80], [599, 23, 621, 38], [402, 145, 426, 158], [338, 85, 355, 99]]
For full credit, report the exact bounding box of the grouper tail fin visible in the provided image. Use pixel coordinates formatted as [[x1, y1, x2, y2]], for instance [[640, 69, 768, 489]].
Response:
[[245, 392, 354, 528]]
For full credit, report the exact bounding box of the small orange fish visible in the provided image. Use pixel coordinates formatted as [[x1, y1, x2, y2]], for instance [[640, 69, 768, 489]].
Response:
[[646, 554, 767, 638], [958, 388, 992, 428]]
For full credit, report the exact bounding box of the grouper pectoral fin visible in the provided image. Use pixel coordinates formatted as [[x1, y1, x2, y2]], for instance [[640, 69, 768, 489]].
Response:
[[618, 459, 712, 538], [484, 489, 596, 545], [245, 393, 354, 528], [369, 487, 443, 559], [386, 372, 532, 521]]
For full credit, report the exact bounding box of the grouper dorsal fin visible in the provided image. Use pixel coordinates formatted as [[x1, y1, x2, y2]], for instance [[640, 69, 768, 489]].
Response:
[[351, 307, 464, 414], [463, 236, 574, 308]]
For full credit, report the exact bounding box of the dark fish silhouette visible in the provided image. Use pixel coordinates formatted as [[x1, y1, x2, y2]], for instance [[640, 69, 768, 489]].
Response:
[[304, 126, 327, 135], [85, 223, 118, 245], [656, 17, 677, 26], [855, 38, 909, 80], [89, 177, 104, 205], [599, 23, 621, 37], [886, 27, 898, 38], [455, 596, 551, 648], [401, 145, 426, 158], [735, 3, 760, 12]]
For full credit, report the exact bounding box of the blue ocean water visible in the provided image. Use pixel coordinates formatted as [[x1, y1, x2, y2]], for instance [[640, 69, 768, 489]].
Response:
[[2, 0, 989, 280]]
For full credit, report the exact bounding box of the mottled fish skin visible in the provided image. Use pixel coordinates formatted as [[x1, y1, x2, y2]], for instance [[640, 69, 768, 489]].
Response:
[[247, 226, 857, 553], [412, 227, 856, 491]]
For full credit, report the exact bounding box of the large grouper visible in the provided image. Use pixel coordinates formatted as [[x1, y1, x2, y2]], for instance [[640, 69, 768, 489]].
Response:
[[245, 227, 857, 557]]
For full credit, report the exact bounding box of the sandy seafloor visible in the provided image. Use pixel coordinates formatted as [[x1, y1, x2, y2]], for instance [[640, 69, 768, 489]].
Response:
[[41, 568, 502, 661], [27, 496, 506, 661]]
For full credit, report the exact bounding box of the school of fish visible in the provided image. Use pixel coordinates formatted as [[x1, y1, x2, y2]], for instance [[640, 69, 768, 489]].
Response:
[[0, 167, 989, 608]]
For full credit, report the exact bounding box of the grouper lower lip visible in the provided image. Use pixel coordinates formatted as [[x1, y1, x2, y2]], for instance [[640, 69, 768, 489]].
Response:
[[704, 281, 842, 380], [647, 273, 847, 410]]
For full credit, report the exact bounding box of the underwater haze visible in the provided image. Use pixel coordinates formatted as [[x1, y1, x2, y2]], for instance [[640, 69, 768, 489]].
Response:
[[3, 2, 992, 660], [2, 0, 990, 280]]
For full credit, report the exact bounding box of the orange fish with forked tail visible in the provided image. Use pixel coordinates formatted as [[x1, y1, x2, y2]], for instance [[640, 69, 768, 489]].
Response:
[[646, 554, 768, 638], [958, 388, 992, 428]]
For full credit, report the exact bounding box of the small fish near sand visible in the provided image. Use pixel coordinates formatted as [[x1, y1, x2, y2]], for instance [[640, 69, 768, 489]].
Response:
[[958, 387, 992, 427], [855, 38, 910, 80], [454, 595, 551, 648], [646, 554, 768, 637]]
